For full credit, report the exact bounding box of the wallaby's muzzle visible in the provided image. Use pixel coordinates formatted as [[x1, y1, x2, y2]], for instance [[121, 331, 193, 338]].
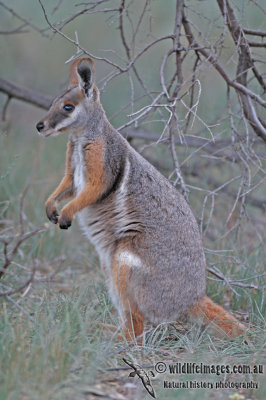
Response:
[[36, 119, 53, 137], [36, 121, 44, 132], [36, 119, 57, 137]]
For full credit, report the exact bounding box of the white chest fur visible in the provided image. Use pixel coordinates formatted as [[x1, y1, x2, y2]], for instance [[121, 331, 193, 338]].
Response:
[[73, 142, 86, 194], [71, 155, 135, 322]]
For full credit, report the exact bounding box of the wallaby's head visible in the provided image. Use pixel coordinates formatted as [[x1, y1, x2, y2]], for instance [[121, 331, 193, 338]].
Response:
[[36, 57, 99, 137]]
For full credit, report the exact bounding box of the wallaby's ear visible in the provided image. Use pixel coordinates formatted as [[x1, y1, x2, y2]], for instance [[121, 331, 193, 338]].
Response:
[[69, 57, 95, 95]]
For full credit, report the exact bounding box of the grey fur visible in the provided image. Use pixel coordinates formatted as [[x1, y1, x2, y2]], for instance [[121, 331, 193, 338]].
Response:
[[38, 61, 206, 326], [72, 101, 206, 324], [97, 126, 205, 324]]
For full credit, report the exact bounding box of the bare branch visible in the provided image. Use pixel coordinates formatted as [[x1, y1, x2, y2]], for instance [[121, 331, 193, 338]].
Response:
[[244, 28, 266, 37], [182, 16, 266, 109], [1, 95, 11, 121], [0, 77, 52, 109], [0, 1, 49, 38], [207, 267, 261, 290], [0, 24, 29, 35], [0, 71, 265, 166], [216, 0, 266, 92], [215, 0, 266, 141], [248, 41, 266, 48], [52, 0, 63, 15], [0, 225, 46, 279], [38, 0, 124, 71], [0, 261, 37, 297]]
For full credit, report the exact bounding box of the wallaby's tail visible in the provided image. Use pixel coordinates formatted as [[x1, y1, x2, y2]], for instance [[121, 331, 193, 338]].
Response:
[[190, 296, 245, 337]]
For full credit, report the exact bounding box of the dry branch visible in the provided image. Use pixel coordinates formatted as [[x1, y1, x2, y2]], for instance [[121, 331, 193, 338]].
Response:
[[207, 266, 261, 290], [0, 1, 49, 38], [216, 0, 266, 141], [182, 16, 266, 112], [0, 261, 37, 296], [0, 225, 46, 279], [244, 28, 266, 37], [0, 77, 52, 109], [0, 184, 67, 300], [0, 76, 265, 164]]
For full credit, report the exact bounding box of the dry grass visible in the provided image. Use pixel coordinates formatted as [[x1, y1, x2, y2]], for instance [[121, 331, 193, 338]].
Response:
[[0, 127, 265, 400]]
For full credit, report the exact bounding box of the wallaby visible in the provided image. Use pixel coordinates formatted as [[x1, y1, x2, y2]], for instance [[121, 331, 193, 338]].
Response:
[[36, 57, 245, 342]]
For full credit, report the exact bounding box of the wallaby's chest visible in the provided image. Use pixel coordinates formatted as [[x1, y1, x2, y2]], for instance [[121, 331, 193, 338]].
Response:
[[72, 143, 87, 194]]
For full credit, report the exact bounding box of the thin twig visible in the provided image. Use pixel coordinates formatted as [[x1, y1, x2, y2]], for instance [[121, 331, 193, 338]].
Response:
[[0, 261, 37, 297], [207, 267, 260, 290], [0, 1, 50, 38]]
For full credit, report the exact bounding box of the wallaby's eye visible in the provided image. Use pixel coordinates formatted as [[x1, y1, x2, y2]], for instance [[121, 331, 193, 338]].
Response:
[[63, 104, 75, 112]]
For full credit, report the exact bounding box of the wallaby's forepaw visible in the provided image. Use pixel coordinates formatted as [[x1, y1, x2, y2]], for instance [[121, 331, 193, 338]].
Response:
[[46, 202, 59, 224], [58, 214, 72, 230]]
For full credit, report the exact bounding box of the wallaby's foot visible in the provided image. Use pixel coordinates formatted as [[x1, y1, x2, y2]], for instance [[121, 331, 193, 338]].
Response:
[[95, 322, 123, 339], [190, 295, 246, 338], [95, 322, 143, 344], [45, 201, 59, 224], [58, 213, 72, 229], [122, 325, 144, 345], [58, 205, 74, 229]]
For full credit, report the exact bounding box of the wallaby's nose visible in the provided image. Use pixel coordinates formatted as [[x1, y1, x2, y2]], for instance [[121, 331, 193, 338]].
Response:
[[36, 121, 45, 132]]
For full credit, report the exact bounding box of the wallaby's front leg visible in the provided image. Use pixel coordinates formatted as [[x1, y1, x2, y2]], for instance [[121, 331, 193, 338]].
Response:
[[58, 139, 105, 229], [45, 140, 74, 224]]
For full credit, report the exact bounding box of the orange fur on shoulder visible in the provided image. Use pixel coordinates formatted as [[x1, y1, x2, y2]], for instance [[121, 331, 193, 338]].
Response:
[[60, 137, 106, 222]]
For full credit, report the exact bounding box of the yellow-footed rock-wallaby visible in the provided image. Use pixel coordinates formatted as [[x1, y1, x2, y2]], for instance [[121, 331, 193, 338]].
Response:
[[36, 58, 245, 342]]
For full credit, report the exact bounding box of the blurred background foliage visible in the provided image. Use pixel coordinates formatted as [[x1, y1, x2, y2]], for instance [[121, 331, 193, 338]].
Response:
[[0, 1, 265, 399]]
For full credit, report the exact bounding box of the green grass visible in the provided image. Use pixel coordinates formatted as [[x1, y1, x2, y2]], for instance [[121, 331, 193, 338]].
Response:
[[0, 293, 265, 400], [0, 128, 265, 400], [0, 286, 110, 400]]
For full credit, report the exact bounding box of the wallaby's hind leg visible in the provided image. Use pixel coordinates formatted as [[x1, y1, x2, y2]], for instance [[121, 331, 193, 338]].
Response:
[[123, 302, 144, 343], [111, 258, 144, 343], [190, 296, 245, 337]]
